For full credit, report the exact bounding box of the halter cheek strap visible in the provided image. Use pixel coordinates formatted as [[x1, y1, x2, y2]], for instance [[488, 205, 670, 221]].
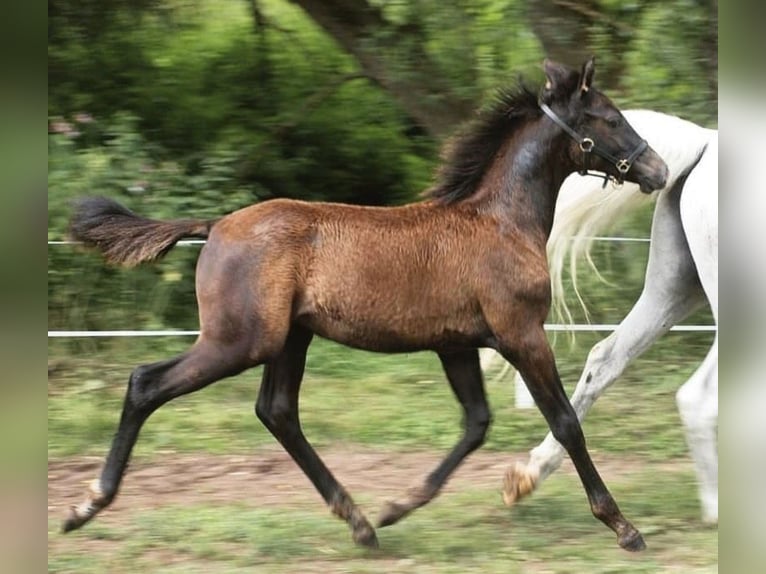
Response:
[[540, 102, 648, 187]]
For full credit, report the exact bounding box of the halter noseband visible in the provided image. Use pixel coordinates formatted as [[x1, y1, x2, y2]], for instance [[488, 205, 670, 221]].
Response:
[[540, 102, 647, 187]]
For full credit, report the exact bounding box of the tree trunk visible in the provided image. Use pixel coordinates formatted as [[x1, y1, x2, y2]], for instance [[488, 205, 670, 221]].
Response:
[[288, 0, 476, 138], [525, 0, 594, 68], [524, 0, 628, 91]]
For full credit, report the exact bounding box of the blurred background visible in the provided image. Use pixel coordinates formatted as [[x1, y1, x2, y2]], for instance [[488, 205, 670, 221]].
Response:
[[47, 0, 717, 343], [48, 1, 718, 572]]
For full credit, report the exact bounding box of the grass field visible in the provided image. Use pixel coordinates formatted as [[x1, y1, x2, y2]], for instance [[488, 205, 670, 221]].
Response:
[[48, 333, 717, 573]]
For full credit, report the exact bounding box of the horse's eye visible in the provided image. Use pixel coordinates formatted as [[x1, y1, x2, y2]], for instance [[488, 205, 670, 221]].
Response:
[[607, 117, 621, 128]]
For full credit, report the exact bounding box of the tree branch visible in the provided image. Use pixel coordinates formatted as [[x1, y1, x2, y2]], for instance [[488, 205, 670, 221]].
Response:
[[269, 72, 369, 140], [552, 0, 632, 34], [245, 72, 369, 171], [287, 0, 476, 138]]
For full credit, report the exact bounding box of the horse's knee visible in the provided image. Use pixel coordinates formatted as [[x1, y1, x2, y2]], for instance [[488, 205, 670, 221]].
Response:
[[465, 409, 491, 450], [581, 337, 617, 384], [127, 364, 157, 411], [476, 409, 492, 434], [587, 338, 612, 364], [128, 363, 151, 390]]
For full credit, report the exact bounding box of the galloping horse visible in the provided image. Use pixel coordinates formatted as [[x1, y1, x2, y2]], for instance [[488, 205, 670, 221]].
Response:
[[62, 58, 668, 551]]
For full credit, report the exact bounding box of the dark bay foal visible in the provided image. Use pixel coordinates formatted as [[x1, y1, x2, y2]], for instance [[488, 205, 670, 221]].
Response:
[[63, 57, 668, 551]]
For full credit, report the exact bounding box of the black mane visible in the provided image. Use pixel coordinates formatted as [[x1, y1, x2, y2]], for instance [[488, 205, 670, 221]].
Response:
[[427, 83, 540, 204]]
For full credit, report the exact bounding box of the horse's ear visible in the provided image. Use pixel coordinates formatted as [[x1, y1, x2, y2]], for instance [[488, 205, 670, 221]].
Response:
[[541, 58, 576, 102], [578, 56, 595, 96]]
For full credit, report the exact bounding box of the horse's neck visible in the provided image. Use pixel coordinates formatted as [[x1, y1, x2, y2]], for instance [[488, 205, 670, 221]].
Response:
[[623, 110, 712, 183], [473, 122, 573, 241]]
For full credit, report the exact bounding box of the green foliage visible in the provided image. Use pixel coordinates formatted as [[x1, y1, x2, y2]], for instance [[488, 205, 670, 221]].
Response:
[[48, 0, 716, 363], [47, 1, 436, 336], [48, 0, 431, 205], [48, 113, 249, 336], [621, 1, 716, 127]]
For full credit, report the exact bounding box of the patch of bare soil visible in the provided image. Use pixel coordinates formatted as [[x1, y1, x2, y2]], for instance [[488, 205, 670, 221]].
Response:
[[48, 445, 700, 572], [50, 446, 540, 564], [49, 443, 673, 532], [48, 446, 524, 523]]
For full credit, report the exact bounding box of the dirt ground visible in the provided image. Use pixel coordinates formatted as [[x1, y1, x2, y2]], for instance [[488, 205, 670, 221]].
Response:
[[48, 446, 710, 574], [49, 446, 528, 521], [49, 445, 602, 536], [49, 443, 667, 534]]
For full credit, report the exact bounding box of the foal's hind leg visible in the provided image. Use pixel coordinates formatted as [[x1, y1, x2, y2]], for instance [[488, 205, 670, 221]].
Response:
[[378, 349, 490, 527], [62, 337, 253, 532], [255, 326, 378, 548], [500, 328, 645, 551]]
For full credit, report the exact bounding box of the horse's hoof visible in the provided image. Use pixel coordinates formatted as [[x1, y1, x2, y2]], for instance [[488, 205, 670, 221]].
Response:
[[618, 529, 646, 552], [701, 511, 718, 526], [502, 462, 538, 506], [61, 507, 83, 533], [353, 524, 379, 548], [377, 501, 407, 528]]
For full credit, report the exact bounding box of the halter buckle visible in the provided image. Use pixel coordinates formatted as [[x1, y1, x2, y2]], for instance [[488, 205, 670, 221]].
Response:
[[616, 159, 630, 174], [580, 138, 594, 153]]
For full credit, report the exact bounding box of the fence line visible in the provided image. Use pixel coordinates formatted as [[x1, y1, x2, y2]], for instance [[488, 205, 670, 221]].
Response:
[[48, 237, 651, 246], [48, 239, 208, 246], [48, 236, 718, 338], [48, 324, 716, 338]]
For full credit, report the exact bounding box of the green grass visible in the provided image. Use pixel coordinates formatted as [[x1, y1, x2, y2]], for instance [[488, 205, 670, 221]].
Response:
[[48, 471, 717, 573], [48, 334, 712, 459], [48, 334, 717, 572]]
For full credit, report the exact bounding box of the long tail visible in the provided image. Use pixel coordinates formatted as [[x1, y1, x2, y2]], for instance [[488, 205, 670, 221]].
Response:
[[547, 178, 654, 324], [547, 110, 713, 324], [69, 197, 216, 267]]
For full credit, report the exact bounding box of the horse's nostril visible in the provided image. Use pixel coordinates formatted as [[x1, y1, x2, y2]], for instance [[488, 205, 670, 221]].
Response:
[[658, 165, 669, 187]]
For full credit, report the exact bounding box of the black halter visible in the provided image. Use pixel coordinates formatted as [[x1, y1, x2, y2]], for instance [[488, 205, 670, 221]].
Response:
[[540, 102, 648, 187]]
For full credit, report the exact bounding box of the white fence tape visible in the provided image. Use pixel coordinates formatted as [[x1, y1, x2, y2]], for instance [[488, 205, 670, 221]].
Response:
[[49, 237, 651, 247], [47, 323, 716, 338], [48, 330, 201, 337], [48, 236, 715, 343], [49, 236, 716, 408]]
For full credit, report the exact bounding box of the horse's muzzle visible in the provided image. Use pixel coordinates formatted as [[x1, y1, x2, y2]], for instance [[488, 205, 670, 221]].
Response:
[[637, 161, 669, 194]]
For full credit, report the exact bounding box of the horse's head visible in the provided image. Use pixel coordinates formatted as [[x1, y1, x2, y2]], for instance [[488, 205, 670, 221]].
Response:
[[540, 57, 668, 193]]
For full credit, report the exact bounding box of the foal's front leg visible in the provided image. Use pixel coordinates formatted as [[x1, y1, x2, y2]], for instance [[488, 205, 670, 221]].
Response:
[[378, 349, 491, 527], [505, 185, 709, 509], [499, 328, 645, 551]]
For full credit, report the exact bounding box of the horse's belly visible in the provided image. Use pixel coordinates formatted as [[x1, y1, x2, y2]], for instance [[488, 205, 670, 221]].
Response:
[[296, 303, 489, 353]]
